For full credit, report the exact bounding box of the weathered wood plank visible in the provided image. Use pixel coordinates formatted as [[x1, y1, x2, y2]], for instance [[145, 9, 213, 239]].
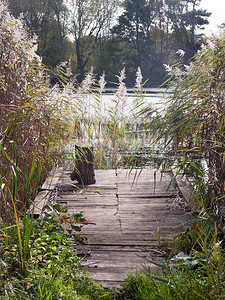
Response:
[[42, 167, 64, 190], [56, 168, 189, 288], [32, 167, 64, 217]]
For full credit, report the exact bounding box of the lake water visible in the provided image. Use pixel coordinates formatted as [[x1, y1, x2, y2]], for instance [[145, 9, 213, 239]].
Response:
[[104, 87, 168, 110], [84, 88, 169, 121]]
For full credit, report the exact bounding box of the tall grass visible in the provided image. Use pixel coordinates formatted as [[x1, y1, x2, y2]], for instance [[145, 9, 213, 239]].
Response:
[[141, 31, 225, 225], [0, 3, 72, 219], [121, 30, 225, 300], [0, 2, 78, 286], [0, 4, 152, 297], [57, 67, 154, 170]]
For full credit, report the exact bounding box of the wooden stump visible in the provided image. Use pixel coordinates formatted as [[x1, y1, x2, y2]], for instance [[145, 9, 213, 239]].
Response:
[[70, 143, 96, 185]]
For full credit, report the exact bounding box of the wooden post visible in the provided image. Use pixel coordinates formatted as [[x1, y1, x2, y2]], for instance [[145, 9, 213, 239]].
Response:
[[70, 143, 96, 185]]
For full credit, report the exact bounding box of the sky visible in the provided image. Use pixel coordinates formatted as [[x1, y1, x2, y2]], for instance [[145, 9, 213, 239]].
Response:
[[199, 0, 225, 35]]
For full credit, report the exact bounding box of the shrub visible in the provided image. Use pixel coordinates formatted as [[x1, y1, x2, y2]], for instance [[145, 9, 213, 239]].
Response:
[[0, 209, 113, 299]]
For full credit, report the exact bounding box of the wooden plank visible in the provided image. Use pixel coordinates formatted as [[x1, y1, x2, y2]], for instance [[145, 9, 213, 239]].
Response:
[[65, 204, 177, 211], [55, 167, 190, 288], [58, 195, 117, 201], [41, 167, 64, 190], [32, 190, 50, 217], [32, 167, 64, 217]]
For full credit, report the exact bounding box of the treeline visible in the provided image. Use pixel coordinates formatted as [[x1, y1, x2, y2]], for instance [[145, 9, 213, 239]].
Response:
[[8, 0, 211, 86]]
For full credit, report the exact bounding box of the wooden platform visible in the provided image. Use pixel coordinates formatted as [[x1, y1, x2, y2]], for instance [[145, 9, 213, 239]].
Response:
[[56, 169, 190, 288]]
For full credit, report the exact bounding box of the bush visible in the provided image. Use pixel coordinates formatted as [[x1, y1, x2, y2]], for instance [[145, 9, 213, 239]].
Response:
[[0, 205, 113, 299]]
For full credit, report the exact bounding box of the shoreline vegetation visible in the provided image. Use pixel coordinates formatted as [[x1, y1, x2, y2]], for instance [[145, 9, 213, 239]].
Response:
[[0, 3, 224, 299]]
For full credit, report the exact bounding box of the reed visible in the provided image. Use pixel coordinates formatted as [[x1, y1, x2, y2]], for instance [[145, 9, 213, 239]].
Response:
[[121, 31, 225, 300], [0, 3, 73, 219], [0, 3, 76, 283], [58, 67, 152, 171], [142, 32, 225, 224]]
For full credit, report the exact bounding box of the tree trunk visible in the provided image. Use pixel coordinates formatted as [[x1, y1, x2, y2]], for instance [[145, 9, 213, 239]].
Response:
[[70, 143, 96, 185]]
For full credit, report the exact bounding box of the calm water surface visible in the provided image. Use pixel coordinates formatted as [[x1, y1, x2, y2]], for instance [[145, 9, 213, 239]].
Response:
[[86, 88, 169, 119]]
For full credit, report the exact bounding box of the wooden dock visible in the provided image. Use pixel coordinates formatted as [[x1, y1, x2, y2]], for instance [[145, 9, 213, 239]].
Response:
[[54, 168, 190, 288]]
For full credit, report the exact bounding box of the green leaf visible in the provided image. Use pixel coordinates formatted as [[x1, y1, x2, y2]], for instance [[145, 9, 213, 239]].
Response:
[[171, 252, 190, 261], [71, 224, 81, 232]]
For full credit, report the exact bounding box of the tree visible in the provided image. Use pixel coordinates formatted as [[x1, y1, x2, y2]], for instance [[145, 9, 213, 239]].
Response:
[[69, 0, 121, 81], [112, 0, 158, 66], [166, 0, 211, 60], [111, 0, 177, 85], [90, 37, 136, 85], [110, 0, 211, 85], [8, 0, 70, 67]]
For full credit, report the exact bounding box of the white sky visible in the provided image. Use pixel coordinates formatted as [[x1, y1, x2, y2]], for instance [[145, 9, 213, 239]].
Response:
[[199, 0, 225, 34]]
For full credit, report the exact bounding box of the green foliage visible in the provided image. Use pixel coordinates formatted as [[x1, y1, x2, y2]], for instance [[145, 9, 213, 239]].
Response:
[[0, 204, 113, 299], [7, 0, 211, 85], [123, 268, 211, 299]]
